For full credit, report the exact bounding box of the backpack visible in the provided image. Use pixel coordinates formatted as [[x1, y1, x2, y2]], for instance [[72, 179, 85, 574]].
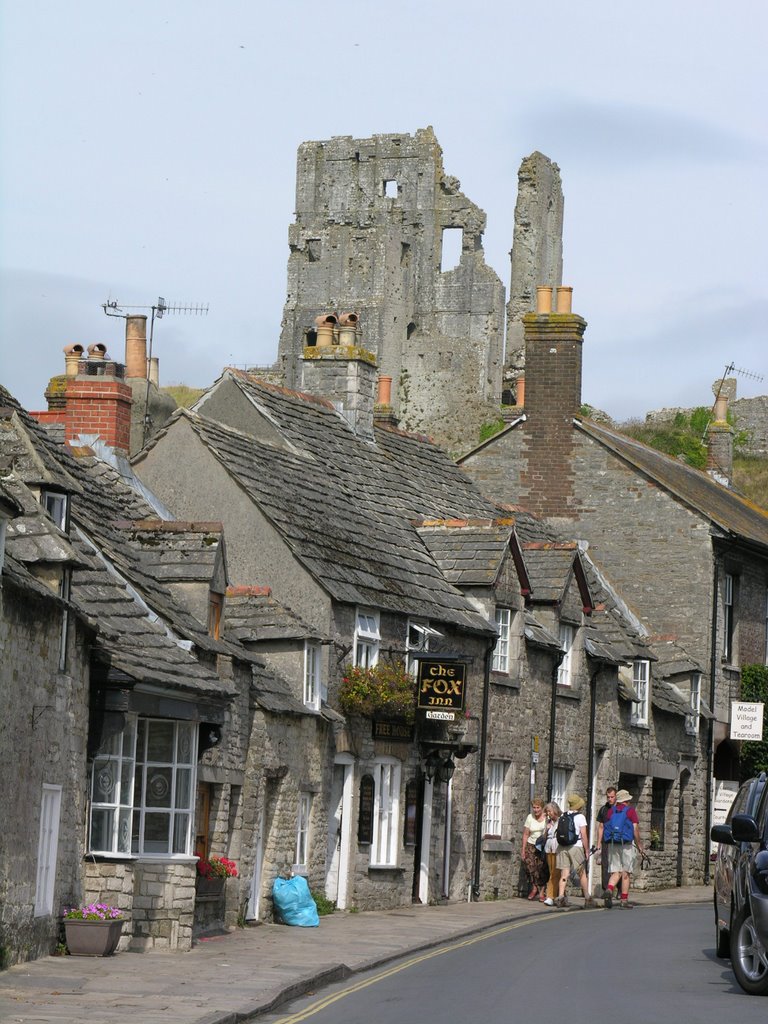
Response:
[[603, 804, 634, 843], [555, 811, 578, 847]]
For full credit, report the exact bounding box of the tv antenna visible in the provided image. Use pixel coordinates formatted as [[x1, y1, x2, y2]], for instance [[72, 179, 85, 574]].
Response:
[[102, 296, 209, 444], [702, 362, 764, 444]]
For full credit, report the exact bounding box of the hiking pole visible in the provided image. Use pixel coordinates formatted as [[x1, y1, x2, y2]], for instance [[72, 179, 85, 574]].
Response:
[[635, 844, 651, 871], [569, 845, 598, 887]]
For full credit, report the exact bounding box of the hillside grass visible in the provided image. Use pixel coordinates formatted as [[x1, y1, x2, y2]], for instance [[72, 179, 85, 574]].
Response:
[[161, 385, 205, 408]]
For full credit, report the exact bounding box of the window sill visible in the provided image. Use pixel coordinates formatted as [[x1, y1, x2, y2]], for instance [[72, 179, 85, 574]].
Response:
[[482, 839, 514, 854], [490, 673, 520, 690], [556, 685, 581, 700], [368, 864, 406, 873], [630, 721, 650, 731]]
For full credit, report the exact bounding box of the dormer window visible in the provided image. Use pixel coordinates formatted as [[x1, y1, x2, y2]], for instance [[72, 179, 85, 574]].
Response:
[[492, 608, 512, 673], [208, 591, 223, 640], [406, 619, 442, 672], [354, 609, 380, 668], [41, 491, 69, 531], [686, 672, 702, 735]]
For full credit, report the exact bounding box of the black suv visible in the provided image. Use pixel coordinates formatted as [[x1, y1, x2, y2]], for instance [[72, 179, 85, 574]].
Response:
[[711, 772, 768, 995]]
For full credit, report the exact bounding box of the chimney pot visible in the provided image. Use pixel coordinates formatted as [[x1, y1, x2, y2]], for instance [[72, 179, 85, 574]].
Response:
[[377, 375, 393, 406], [516, 374, 525, 408], [314, 313, 338, 348], [63, 343, 85, 377], [125, 315, 148, 379], [148, 356, 160, 387], [87, 343, 108, 359], [536, 286, 553, 314], [556, 286, 573, 314]]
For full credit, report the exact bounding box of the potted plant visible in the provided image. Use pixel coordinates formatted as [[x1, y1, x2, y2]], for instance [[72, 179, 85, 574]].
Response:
[[338, 662, 416, 722], [63, 902, 124, 956], [195, 855, 238, 899]]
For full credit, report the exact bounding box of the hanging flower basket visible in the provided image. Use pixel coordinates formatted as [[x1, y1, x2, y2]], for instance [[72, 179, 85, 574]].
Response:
[[195, 856, 237, 900], [339, 663, 416, 722]]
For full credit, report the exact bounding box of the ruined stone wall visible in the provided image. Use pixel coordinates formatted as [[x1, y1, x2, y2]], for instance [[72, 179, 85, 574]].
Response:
[[278, 128, 505, 453], [505, 153, 564, 376]]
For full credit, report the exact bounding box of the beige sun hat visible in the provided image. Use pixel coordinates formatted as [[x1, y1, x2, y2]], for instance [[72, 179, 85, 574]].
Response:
[[615, 789, 633, 804], [567, 793, 586, 811]]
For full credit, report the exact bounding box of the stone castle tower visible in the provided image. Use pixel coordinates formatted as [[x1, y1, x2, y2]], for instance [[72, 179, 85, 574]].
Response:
[[278, 128, 563, 452]]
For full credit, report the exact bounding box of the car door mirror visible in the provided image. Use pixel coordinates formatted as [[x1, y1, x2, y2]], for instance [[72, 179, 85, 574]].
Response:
[[731, 813, 760, 843], [710, 824, 734, 845]]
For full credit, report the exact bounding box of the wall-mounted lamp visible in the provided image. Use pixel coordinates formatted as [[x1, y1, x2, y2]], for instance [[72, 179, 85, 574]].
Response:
[[424, 748, 456, 784]]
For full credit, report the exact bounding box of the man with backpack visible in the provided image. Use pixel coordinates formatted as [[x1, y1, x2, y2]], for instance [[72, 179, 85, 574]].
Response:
[[596, 786, 618, 895], [554, 793, 598, 910], [602, 788, 645, 909]]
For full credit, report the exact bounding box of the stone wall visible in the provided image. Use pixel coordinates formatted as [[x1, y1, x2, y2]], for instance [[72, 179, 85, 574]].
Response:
[[0, 579, 90, 967]]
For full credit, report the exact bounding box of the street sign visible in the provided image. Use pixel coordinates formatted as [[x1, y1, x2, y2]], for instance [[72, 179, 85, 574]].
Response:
[[730, 701, 764, 741]]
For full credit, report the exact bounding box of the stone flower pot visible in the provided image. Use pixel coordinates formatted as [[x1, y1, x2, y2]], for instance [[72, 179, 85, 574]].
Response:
[[64, 918, 124, 956]]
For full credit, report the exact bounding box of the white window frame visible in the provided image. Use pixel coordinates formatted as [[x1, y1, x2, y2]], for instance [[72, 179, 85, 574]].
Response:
[[557, 624, 575, 687], [34, 784, 62, 916], [295, 792, 313, 869], [406, 619, 442, 673], [89, 715, 197, 857], [724, 573, 734, 663], [686, 672, 702, 735], [551, 768, 570, 812], [631, 659, 650, 727], [303, 641, 322, 710], [371, 758, 401, 867], [492, 608, 512, 673], [354, 609, 380, 669], [484, 760, 505, 836], [41, 490, 69, 531]]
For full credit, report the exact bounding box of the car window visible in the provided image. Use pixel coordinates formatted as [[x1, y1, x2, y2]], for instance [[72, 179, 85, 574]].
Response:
[[726, 782, 752, 824], [746, 775, 766, 817]]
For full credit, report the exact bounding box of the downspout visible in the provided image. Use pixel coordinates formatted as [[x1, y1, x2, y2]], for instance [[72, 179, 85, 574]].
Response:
[[586, 666, 601, 826], [471, 637, 495, 900], [546, 656, 562, 803], [704, 556, 719, 885]]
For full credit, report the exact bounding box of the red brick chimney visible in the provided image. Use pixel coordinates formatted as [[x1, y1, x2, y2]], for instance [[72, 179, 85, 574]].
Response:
[[33, 345, 133, 453], [518, 286, 587, 518]]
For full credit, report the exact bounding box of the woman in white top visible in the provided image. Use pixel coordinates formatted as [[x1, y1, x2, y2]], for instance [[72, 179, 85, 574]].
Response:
[[521, 797, 548, 900]]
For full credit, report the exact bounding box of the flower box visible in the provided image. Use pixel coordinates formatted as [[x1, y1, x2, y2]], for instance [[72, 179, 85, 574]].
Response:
[[64, 918, 124, 957], [195, 876, 226, 900]]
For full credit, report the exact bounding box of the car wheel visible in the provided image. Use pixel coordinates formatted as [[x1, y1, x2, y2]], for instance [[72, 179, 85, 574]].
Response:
[[730, 903, 768, 995], [715, 894, 730, 957]]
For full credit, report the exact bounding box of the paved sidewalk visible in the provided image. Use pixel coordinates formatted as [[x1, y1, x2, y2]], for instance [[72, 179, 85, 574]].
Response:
[[0, 886, 711, 1024]]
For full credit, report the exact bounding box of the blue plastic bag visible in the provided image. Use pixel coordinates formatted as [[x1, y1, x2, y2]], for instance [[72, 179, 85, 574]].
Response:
[[272, 875, 319, 927]]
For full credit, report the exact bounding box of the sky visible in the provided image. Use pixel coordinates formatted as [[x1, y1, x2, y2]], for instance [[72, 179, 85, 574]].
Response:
[[1, 1, 766, 423]]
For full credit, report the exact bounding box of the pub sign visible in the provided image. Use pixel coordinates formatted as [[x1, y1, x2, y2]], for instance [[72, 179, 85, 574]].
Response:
[[416, 658, 467, 721]]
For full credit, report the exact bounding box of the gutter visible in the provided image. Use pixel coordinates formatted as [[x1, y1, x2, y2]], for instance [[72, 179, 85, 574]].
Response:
[[471, 635, 496, 899]]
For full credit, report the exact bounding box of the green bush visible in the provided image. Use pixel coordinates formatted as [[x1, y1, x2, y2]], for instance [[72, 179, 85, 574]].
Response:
[[311, 890, 336, 916]]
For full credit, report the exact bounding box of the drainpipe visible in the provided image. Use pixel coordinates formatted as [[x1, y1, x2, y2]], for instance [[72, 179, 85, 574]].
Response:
[[546, 655, 563, 803], [471, 637, 496, 900], [586, 666, 601, 826], [704, 556, 719, 884]]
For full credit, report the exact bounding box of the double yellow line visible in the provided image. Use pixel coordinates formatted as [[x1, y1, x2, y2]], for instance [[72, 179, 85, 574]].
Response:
[[269, 915, 558, 1023]]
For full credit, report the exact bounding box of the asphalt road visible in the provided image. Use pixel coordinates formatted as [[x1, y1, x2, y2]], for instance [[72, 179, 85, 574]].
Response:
[[254, 904, 766, 1024]]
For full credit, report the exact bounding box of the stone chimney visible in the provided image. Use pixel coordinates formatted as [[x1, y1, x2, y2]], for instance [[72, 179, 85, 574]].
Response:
[[301, 312, 377, 441], [125, 315, 148, 379], [518, 285, 587, 518], [707, 383, 734, 486]]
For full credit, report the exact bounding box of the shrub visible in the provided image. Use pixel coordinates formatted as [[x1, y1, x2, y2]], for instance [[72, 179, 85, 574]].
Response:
[[339, 663, 416, 721]]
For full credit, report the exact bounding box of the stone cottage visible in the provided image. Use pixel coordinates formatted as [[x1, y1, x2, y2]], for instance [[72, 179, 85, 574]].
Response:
[[458, 286, 768, 879]]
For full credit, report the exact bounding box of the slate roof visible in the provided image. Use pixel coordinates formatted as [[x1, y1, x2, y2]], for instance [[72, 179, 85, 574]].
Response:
[[146, 372, 497, 635], [521, 543, 582, 605], [224, 586, 323, 643], [576, 417, 768, 551], [523, 612, 561, 651], [416, 521, 514, 587], [114, 520, 225, 586]]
